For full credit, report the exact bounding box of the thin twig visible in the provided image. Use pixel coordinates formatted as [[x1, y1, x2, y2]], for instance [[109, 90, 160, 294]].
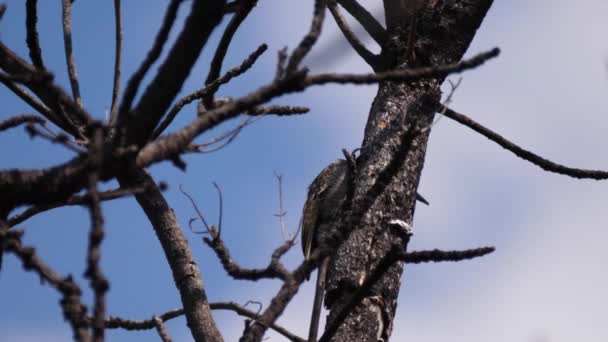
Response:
[[7, 186, 149, 228], [327, 0, 380, 69], [336, 0, 386, 46], [26, 0, 45, 70], [403, 246, 495, 264], [61, 0, 83, 108], [203, 0, 256, 108], [151, 44, 268, 139], [117, 0, 183, 117], [441, 105, 608, 180], [0, 114, 45, 132], [185, 117, 259, 154], [179, 184, 214, 236], [286, 0, 326, 74], [108, 0, 122, 125], [212, 182, 223, 237], [273, 172, 288, 241]]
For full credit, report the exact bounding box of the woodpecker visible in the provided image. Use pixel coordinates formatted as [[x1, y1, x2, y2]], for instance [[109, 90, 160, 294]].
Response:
[[301, 158, 429, 341]]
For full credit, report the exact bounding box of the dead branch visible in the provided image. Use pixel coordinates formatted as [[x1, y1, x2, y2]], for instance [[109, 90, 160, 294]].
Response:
[[0, 114, 45, 132], [441, 105, 608, 180]]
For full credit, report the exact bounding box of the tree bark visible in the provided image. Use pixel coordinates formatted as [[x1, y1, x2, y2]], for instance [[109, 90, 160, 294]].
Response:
[[324, 1, 494, 341]]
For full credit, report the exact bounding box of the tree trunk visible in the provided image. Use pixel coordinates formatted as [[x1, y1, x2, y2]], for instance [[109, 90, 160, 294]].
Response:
[[324, 1, 494, 340]]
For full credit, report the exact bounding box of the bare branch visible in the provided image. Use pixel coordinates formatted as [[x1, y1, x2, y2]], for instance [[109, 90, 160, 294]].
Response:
[[152, 44, 267, 140], [327, 0, 380, 69], [203, 234, 292, 281], [117, 0, 183, 119], [117, 0, 227, 147], [26, 0, 45, 70], [203, 0, 257, 108], [286, 0, 326, 74], [441, 105, 608, 180], [7, 186, 149, 228], [0, 114, 45, 132], [247, 105, 309, 116], [136, 48, 499, 167], [61, 0, 83, 108], [108, 0, 122, 125], [0, 230, 90, 341], [336, 0, 386, 46]]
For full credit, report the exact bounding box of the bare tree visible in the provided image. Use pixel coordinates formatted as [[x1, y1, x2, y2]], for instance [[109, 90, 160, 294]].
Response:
[[1, 1, 606, 342]]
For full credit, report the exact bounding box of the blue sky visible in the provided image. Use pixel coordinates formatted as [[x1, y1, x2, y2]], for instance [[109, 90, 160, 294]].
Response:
[[1, 1, 608, 341]]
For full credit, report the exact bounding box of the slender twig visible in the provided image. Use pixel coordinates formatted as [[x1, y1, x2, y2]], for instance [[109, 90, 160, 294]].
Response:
[[152, 44, 267, 139], [336, 0, 386, 46], [7, 186, 149, 228], [153, 316, 174, 342], [26, 0, 45, 70], [61, 0, 83, 108], [212, 182, 223, 237], [0, 230, 90, 341], [108, 0, 122, 125], [274, 172, 288, 241], [441, 105, 608, 180], [0, 114, 45, 132], [179, 184, 214, 236], [403, 247, 495, 264], [286, 0, 326, 74], [203, 0, 257, 108], [117, 0, 183, 118], [327, 0, 380, 69], [185, 117, 259, 154]]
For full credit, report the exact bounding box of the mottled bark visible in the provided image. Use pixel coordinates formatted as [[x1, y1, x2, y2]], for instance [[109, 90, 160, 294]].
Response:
[[324, 1, 494, 341]]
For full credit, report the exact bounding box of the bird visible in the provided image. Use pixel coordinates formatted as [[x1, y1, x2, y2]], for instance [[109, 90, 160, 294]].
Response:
[[301, 158, 429, 341]]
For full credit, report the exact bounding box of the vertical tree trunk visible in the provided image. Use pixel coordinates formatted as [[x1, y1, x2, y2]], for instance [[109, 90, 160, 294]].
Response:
[[324, 1, 494, 340]]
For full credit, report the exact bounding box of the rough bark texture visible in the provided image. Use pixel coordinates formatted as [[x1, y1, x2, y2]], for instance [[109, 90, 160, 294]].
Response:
[[118, 168, 222, 342], [324, 1, 494, 341]]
